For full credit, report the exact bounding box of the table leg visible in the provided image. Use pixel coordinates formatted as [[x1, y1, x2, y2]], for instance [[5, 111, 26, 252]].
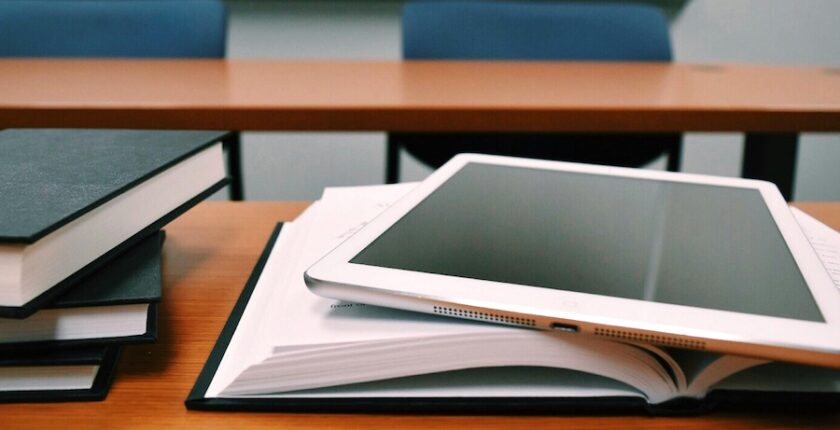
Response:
[[741, 133, 798, 201], [224, 132, 245, 201]]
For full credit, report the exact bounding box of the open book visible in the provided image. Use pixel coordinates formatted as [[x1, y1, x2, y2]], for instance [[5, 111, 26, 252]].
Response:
[[188, 184, 840, 412]]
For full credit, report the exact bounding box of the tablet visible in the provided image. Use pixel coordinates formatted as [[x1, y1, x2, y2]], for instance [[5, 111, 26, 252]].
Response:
[[305, 154, 840, 367]]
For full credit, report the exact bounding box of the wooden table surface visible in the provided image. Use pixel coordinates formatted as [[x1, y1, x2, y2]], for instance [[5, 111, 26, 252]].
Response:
[[2, 59, 835, 199], [2, 201, 838, 429], [1, 59, 839, 132]]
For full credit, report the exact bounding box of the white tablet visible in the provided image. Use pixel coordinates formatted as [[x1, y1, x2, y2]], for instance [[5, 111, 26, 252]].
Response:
[[305, 154, 840, 368]]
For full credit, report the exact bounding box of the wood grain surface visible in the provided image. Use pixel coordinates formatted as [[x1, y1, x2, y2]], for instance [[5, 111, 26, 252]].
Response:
[[1, 60, 839, 132], [1, 201, 838, 429]]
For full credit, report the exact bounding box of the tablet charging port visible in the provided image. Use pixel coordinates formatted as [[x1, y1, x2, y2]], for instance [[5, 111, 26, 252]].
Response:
[[550, 322, 579, 333]]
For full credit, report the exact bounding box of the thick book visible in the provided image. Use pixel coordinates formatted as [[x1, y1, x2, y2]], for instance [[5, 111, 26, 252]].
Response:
[[0, 129, 229, 318], [0, 231, 164, 350], [187, 185, 840, 414], [0, 345, 121, 403]]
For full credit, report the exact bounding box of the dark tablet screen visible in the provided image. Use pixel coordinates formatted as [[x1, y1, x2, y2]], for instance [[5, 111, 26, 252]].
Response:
[[351, 163, 823, 322]]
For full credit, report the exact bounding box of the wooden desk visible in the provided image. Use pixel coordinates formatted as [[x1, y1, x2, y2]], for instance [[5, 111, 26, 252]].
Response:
[[2, 201, 838, 429], [2, 60, 839, 198]]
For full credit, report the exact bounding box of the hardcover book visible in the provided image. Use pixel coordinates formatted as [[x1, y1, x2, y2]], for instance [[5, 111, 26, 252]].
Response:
[[187, 185, 840, 414], [0, 231, 164, 349], [0, 345, 121, 403], [0, 129, 229, 317]]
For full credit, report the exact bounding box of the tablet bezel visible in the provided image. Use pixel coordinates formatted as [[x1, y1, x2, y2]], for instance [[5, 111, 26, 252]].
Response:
[[306, 154, 840, 366]]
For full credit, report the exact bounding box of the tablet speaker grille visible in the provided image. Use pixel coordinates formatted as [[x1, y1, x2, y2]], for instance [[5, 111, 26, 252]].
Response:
[[433, 306, 536, 327], [594, 327, 706, 350]]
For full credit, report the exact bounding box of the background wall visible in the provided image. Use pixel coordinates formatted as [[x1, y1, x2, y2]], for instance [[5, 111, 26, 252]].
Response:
[[224, 0, 840, 201]]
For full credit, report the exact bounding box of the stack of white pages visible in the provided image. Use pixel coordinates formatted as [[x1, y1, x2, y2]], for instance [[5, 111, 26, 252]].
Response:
[[190, 184, 840, 413]]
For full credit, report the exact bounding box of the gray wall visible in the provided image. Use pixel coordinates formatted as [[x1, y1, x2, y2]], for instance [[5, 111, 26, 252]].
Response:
[[224, 0, 840, 201]]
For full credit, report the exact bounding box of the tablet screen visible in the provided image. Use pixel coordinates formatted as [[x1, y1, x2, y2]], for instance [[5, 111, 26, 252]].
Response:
[[352, 163, 824, 322]]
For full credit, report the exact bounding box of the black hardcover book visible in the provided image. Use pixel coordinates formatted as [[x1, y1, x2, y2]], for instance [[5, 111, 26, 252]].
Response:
[[49, 230, 165, 309], [0, 129, 229, 318], [187, 224, 840, 415], [0, 231, 164, 350], [0, 345, 121, 403]]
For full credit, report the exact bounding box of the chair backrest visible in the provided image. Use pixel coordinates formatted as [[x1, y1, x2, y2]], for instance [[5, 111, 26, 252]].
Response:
[[0, 0, 226, 58], [388, 1, 680, 181], [403, 1, 671, 62]]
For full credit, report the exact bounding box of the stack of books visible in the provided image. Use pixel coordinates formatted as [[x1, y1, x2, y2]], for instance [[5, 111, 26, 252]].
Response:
[[0, 129, 228, 402], [188, 183, 840, 414]]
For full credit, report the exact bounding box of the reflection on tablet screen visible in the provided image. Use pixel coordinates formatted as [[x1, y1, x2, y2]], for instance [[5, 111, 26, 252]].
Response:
[[352, 163, 823, 322]]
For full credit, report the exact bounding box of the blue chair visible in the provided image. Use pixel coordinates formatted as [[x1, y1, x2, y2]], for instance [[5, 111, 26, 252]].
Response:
[[0, 1, 225, 58], [0, 0, 242, 200], [386, 1, 681, 183]]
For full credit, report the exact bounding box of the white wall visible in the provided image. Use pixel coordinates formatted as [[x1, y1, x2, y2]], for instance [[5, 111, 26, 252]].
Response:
[[225, 1, 400, 200], [225, 0, 840, 201]]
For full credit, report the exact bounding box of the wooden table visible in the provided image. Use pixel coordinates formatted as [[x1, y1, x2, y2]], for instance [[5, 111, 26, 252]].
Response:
[[2, 60, 840, 199], [2, 201, 838, 429]]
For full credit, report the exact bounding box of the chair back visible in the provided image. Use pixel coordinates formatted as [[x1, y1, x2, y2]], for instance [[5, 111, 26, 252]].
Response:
[[403, 1, 671, 61], [387, 1, 680, 183], [0, 0, 226, 58]]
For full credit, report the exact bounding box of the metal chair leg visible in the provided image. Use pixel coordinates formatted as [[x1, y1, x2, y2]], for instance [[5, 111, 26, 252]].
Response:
[[386, 140, 401, 184], [666, 140, 682, 172], [223, 131, 244, 201], [742, 133, 798, 201]]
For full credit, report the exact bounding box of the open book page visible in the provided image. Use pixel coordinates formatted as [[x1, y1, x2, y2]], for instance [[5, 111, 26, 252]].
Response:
[[791, 207, 840, 290], [224, 328, 676, 402], [207, 184, 679, 403], [266, 367, 641, 399], [666, 349, 768, 397], [204, 215, 305, 397]]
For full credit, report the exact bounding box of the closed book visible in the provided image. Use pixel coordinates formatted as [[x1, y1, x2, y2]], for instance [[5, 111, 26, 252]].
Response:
[[0, 231, 164, 350], [0, 129, 229, 318], [0, 345, 121, 403]]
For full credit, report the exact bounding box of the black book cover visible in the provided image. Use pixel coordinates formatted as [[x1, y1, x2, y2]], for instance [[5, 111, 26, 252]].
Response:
[[49, 230, 164, 309], [0, 129, 230, 318], [0, 345, 121, 403], [0, 179, 226, 319], [186, 224, 839, 415], [0, 128, 228, 243], [0, 231, 164, 349]]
